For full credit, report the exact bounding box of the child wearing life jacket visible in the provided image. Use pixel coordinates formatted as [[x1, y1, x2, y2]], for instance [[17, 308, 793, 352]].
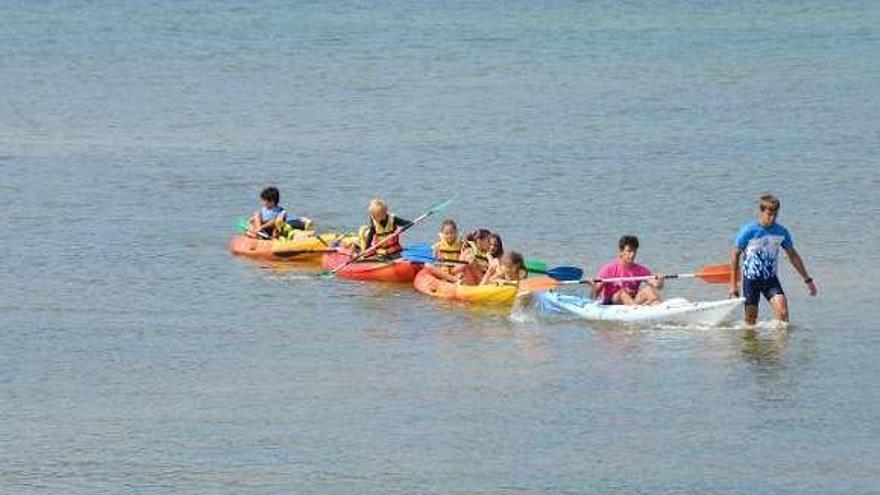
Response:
[[480, 251, 527, 285], [424, 219, 466, 282], [461, 229, 493, 285], [355, 198, 412, 258], [248, 186, 313, 239]]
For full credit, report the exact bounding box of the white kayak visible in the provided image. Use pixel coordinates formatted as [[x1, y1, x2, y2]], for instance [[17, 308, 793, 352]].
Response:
[[534, 291, 744, 326]]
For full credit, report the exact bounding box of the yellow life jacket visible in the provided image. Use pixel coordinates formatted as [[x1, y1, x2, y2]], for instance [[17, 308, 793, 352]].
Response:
[[358, 213, 402, 256], [433, 237, 463, 262], [466, 240, 489, 268]]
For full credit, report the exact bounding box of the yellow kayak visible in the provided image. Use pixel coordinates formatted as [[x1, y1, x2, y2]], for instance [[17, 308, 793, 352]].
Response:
[[229, 232, 353, 261], [413, 269, 518, 304]]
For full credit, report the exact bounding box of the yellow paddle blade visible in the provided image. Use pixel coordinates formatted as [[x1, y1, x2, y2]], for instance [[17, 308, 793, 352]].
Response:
[[696, 264, 734, 284], [516, 276, 560, 294]]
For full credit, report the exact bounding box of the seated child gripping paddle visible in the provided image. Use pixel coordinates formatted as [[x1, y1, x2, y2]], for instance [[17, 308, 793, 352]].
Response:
[[590, 235, 663, 305], [248, 186, 313, 239], [480, 251, 527, 285], [353, 198, 413, 258], [425, 219, 467, 282]]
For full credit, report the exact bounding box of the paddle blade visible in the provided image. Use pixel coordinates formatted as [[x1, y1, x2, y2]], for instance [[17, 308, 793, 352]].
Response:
[[516, 276, 560, 294], [545, 266, 583, 281], [428, 194, 458, 215], [402, 243, 434, 257], [525, 260, 548, 273], [236, 217, 249, 233], [696, 264, 733, 284], [400, 252, 437, 264]]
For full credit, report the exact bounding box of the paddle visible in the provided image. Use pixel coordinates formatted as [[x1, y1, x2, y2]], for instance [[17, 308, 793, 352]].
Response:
[[238, 214, 347, 251], [517, 263, 733, 294], [237, 216, 270, 239], [401, 252, 467, 265], [323, 195, 457, 276], [525, 260, 548, 273], [535, 266, 583, 281], [399, 249, 582, 281], [401, 244, 566, 275]]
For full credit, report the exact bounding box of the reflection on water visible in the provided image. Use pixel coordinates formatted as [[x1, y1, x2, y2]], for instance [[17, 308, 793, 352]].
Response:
[[739, 323, 793, 370], [513, 327, 551, 363], [738, 324, 801, 412]]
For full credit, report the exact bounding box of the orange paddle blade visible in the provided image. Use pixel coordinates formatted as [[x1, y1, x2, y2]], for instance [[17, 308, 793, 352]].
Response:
[[516, 276, 561, 294], [695, 264, 734, 284]]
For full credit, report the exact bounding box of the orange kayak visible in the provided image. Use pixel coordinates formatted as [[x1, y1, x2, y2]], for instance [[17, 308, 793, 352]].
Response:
[[321, 250, 423, 283], [413, 269, 518, 304], [229, 233, 343, 261]]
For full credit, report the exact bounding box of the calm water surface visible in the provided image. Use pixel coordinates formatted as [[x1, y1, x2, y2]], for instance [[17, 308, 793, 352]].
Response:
[[1, 1, 879, 493]]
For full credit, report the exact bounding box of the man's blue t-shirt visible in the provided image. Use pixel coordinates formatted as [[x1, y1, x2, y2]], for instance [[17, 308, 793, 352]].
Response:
[[734, 221, 793, 281]]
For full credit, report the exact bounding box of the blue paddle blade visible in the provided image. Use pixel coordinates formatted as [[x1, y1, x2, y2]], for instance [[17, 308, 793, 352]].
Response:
[[545, 266, 583, 281], [401, 253, 438, 264], [404, 242, 433, 253], [402, 244, 434, 259]]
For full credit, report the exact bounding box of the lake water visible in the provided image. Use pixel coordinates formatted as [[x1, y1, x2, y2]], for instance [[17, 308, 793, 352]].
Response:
[[2, 1, 879, 493]]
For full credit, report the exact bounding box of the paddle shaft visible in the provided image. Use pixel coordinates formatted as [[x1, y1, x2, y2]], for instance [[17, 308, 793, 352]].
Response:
[[328, 199, 451, 275], [557, 273, 695, 286], [403, 248, 546, 270]]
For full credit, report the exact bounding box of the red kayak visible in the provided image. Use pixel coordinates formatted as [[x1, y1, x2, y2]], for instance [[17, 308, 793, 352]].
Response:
[[321, 250, 423, 283]]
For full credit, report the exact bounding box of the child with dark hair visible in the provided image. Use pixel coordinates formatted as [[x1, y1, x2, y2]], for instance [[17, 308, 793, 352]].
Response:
[[422, 219, 467, 283], [433, 219, 463, 262], [590, 235, 663, 305], [461, 229, 494, 285], [488, 233, 503, 258], [248, 186, 312, 239], [480, 251, 527, 285]]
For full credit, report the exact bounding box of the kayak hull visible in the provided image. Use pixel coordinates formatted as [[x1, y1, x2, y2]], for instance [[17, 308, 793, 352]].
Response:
[[229, 233, 342, 261], [321, 251, 423, 283], [536, 291, 744, 326], [413, 269, 517, 304]]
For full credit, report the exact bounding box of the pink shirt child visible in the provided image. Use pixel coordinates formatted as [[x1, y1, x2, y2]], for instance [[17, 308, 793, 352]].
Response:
[[596, 260, 652, 303]]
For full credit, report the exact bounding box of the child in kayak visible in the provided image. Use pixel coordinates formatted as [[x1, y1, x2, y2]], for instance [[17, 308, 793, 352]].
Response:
[[486, 232, 504, 272], [414, 219, 467, 283], [354, 198, 412, 258], [461, 229, 494, 285], [433, 219, 465, 262], [591, 235, 663, 305], [729, 194, 817, 325], [423, 219, 466, 282], [248, 186, 313, 239], [480, 251, 527, 285]]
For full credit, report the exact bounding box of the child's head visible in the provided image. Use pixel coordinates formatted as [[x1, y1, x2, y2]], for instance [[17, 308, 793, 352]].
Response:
[[757, 194, 780, 226], [467, 229, 493, 251], [618, 235, 639, 265], [368, 198, 388, 221], [500, 251, 525, 278], [439, 219, 458, 243], [488, 233, 503, 257], [260, 186, 280, 207]]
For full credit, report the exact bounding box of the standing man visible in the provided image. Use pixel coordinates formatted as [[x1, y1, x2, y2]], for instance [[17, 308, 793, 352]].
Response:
[[730, 194, 818, 324]]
